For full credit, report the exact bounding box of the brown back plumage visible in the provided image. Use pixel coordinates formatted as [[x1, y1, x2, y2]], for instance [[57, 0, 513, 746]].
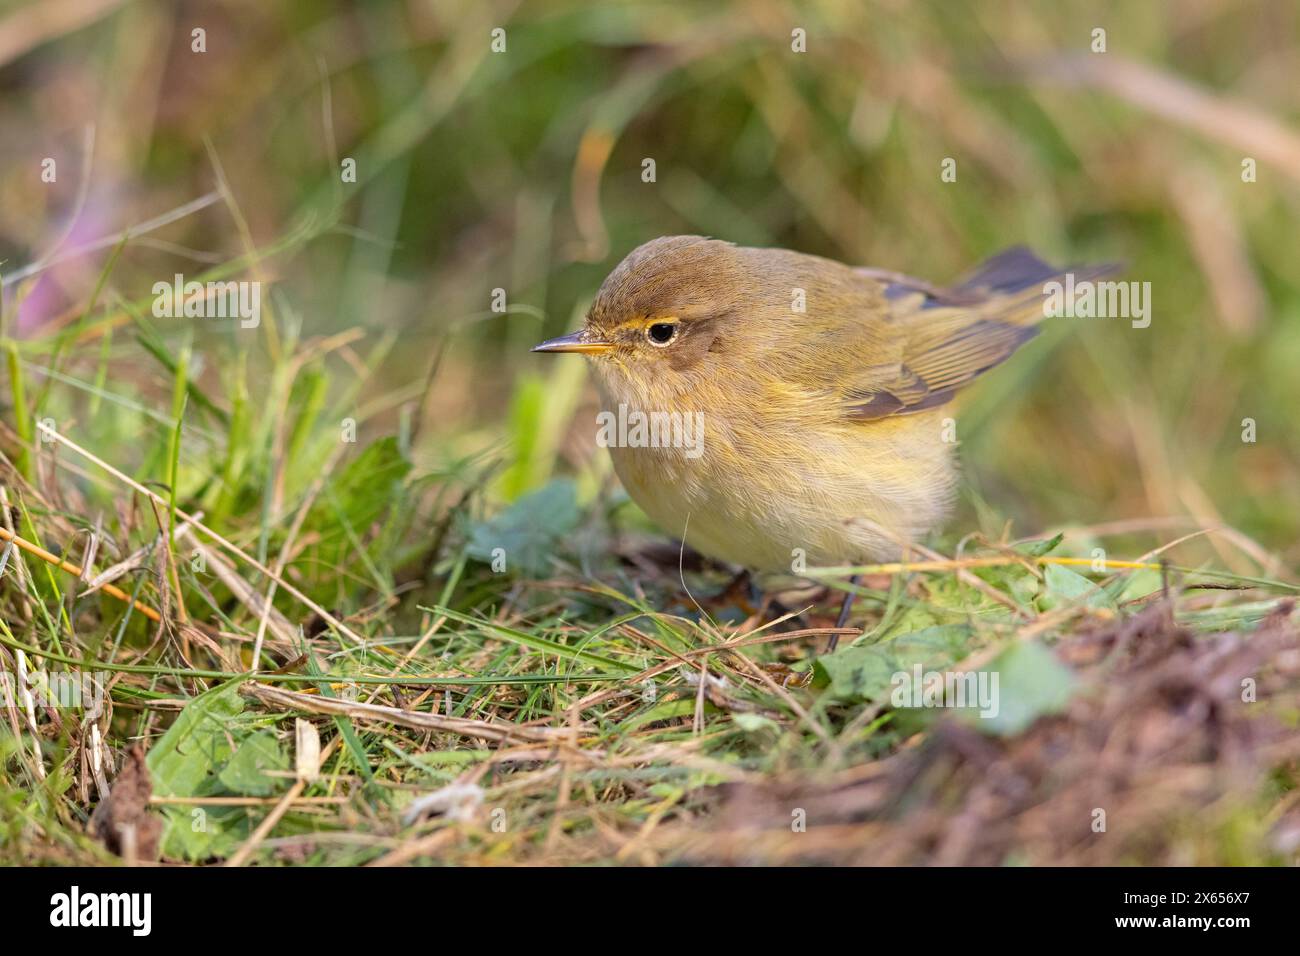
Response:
[[580, 237, 1117, 423]]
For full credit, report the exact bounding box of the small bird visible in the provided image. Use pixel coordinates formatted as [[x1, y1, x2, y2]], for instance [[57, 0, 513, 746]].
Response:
[[535, 236, 1108, 643]]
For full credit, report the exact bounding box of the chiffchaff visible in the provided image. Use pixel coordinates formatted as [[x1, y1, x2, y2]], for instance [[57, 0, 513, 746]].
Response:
[[535, 236, 1108, 594]]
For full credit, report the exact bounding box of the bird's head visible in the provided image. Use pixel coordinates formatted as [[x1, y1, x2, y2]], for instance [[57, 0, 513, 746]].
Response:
[[533, 236, 758, 402]]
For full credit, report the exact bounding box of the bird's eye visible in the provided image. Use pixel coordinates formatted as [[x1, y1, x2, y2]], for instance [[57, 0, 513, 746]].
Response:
[[646, 322, 678, 346]]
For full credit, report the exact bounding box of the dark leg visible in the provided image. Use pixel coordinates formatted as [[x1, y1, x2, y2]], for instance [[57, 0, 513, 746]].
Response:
[[826, 574, 861, 653]]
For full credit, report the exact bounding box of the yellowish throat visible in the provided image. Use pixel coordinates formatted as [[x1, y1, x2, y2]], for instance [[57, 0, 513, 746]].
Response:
[[535, 236, 1103, 581]]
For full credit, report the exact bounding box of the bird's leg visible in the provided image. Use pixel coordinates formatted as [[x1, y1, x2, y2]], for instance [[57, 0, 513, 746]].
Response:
[[728, 578, 813, 632], [827, 574, 862, 652]]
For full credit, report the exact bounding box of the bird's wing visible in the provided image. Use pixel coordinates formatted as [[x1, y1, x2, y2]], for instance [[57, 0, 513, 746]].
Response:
[[842, 247, 1109, 421]]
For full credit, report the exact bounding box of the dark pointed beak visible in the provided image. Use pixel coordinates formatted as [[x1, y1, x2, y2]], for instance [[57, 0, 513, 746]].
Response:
[[531, 330, 613, 355]]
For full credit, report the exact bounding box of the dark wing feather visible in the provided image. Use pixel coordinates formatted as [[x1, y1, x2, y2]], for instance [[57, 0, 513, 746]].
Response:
[[953, 245, 1064, 295]]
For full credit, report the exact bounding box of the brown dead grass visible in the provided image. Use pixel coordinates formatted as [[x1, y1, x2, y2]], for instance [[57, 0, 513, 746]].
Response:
[[674, 601, 1300, 865]]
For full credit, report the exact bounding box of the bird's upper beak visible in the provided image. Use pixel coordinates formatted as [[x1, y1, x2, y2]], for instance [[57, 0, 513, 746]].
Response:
[[531, 329, 613, 355]]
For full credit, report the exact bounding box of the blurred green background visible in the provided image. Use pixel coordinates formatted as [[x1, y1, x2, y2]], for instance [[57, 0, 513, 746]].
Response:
[[2, 0, 1298, 573]]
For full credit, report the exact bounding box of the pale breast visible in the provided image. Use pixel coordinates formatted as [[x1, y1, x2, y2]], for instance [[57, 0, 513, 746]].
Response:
[[606, 410, 958, 574]]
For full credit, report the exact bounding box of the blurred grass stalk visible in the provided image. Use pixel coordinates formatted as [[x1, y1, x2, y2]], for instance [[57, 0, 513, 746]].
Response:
[[5, 338, 33, 480]]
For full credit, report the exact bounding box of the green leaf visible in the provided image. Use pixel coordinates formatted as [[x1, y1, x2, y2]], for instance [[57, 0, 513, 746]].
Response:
[[1040, 562, 1116, 611], [814, 625, 970, 703], [970, 641, 1076, 736], [146, 679, 254, 860], [814, 643, 898, 701], [465, 478, 580, 576], [1019, 532, 1064, 557], [217, 731, 288, 796], [1114, 567, 1164, 602], [147, 680, 245, 799]]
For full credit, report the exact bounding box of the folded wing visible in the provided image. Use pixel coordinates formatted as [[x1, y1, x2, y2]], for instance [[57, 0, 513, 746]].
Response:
[[845, 247, 1115, 421]]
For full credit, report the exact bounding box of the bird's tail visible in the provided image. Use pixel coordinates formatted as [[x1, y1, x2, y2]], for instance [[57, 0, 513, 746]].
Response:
[[953, 246, 1123, 328]]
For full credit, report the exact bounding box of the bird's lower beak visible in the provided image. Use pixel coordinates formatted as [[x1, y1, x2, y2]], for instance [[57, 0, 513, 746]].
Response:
[[531, 330, 613, 355]]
